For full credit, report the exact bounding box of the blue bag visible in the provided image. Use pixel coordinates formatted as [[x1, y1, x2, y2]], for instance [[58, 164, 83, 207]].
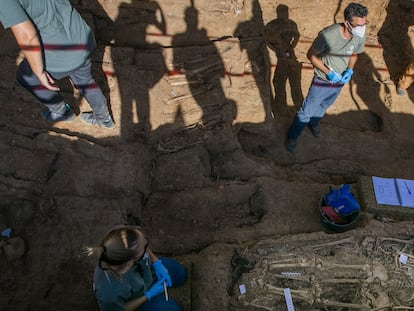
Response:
[[324, 184, 360, 217]]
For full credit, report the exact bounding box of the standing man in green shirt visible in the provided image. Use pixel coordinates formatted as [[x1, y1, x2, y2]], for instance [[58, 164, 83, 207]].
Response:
[[0, 0, 114, 128], [286, 2, 368, 152]]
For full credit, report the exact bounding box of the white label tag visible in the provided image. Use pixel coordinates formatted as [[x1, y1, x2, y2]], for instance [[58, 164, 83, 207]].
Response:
[[400, 253, 408, 265], [284, 288, 295, 311]]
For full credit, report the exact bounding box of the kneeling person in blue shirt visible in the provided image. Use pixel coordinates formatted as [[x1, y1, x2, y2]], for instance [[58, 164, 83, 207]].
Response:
[[86, 225, 187, 311]]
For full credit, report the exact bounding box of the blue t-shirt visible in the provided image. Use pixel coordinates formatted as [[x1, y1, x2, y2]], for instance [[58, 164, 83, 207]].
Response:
[[94, 255, 154, 311], [0, 0, 96, 73]]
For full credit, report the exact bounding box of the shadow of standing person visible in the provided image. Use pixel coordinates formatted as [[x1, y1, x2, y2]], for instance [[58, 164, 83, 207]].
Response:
[[96, 0, 167, 141], [350, 52, 391, 133], [378, 0, 414, 94], [234, 0, 272, 121], [264, 4, 303, 117], [171, 5, 236, 128]]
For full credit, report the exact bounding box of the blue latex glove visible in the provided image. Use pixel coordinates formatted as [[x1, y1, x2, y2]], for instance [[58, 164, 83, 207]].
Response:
[[144, 279, 165, 301], [152, 260, 172, 286], [326, 70, 342, 83], [340, 68, 354, 84]]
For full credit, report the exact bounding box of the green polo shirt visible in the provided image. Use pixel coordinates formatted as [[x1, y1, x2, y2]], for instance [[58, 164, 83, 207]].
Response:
[[0, 0, 95, 73], [312, 23, 365, 79]]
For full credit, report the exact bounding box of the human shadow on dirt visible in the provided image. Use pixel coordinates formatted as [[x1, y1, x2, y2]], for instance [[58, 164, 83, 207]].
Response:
[[264, 4, 303, 117], [94, 0, 168, 141], [345, 52, 391, 133], [378, 0, 414, 102], [234, 0, 273, 120], [149, 4, 237, 151], [170, 5, 236, 130], [313, 52, 392, 134]]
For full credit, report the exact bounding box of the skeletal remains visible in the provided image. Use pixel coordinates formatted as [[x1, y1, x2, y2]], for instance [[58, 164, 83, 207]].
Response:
[[230, 235, 414, 310]]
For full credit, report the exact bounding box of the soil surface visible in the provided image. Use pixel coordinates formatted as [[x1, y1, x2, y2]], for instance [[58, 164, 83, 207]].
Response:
[[1, 0, 414, 310]]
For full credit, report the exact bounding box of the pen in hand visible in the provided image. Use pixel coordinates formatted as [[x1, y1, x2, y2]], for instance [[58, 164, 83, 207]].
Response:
[[163, 280, 169, 301]]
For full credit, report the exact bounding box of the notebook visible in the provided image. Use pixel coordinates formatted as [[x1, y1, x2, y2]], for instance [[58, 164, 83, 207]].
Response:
[[372, 176, 414, 208]]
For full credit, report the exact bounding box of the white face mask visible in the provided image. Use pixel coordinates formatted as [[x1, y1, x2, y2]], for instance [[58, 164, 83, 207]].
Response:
[[351, 24, 366, 38]]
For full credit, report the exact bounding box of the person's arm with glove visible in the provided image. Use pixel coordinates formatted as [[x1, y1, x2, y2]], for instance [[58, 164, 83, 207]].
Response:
[[340, 53, 358, 84], [326, 70, 342, 83], [148, 249, 172, 286], [124, 279, 165, 311], [307, 46, 341, 83], [143, 279, 165, 301], [124, 249, 169, 311], [124, 250, 172, 311]]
